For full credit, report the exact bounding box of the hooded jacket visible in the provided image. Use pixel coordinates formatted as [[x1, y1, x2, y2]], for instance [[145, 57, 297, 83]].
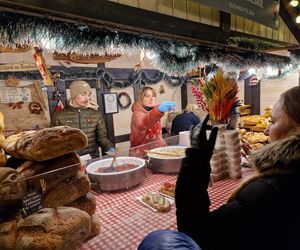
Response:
[[176, 128, 300, 250], [130, 101, 166, 155], [50, 102, 113, 158]]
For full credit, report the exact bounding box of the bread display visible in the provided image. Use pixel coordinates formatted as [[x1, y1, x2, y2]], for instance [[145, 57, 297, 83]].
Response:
[[141, 192, 171, 212], [0, 167, 26, 207], [3, 126, 88, 161], [0, 220, 17, 250], [89, 214, 101, 240], [43, 172, 91, 208], [16, 207, 91, 250], [0, 124, 99, 248], [66, 192, 96, 216], [17, 152, 81, 192]]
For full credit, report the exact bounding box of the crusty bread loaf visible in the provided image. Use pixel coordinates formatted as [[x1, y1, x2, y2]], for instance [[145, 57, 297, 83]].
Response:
[[66, 192, 96, 216], [88, 214, 101, 240], [43, 172, 91, 208], [0, 167, 27, 207], [16, 207, 91, 250], [17, 152, 81, 192], [3, 126, 88, 161], [0, 220, 17, 250]]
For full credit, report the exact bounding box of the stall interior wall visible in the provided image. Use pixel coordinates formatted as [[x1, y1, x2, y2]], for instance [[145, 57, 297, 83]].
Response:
[[0, 51, 182, 152], [260, 70, 299, 113], [110, 0, 298, 44]]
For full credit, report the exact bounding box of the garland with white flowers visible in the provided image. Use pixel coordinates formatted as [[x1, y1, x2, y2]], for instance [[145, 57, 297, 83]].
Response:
[[0, 12, 298, 77]]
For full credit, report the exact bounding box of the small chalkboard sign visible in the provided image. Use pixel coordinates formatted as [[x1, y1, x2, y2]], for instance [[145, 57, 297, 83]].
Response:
[[21, 190, 43, 217]]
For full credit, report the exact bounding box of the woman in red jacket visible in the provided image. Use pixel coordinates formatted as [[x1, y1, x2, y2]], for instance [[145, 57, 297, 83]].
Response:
[[130, 86, 175, 157]]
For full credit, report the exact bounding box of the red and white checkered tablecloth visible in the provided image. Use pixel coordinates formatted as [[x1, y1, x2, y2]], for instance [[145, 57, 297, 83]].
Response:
[[80, 168, 254, 250]]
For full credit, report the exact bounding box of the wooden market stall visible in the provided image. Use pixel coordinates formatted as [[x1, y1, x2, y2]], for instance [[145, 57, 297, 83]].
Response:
[[0, 0, 300, 249]]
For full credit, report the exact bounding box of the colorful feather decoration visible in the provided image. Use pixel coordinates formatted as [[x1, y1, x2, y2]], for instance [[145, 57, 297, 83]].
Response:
[[191, 69, 240, 124]]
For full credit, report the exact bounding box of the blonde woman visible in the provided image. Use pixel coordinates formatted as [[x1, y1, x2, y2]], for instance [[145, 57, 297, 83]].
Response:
[[130, 86, 175, 154]]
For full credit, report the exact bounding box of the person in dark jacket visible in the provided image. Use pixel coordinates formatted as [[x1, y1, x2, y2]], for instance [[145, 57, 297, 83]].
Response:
[[170, 103, 200, 135], [139, 86, 300, 250], [51, 80, 114, 158]]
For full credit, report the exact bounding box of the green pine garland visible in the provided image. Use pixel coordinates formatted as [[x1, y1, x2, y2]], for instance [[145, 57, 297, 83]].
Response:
[[227, 37, 284, 50], [0, 12, 297, 77], [0, 68, 189, 87]]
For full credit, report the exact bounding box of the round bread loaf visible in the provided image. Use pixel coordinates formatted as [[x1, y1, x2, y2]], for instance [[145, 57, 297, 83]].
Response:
[[3, 126, 88, 161]]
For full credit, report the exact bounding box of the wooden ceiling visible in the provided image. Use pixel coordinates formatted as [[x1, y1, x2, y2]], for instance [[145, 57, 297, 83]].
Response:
[[0, 0, 299, 47], [281, 0, 300, 43]]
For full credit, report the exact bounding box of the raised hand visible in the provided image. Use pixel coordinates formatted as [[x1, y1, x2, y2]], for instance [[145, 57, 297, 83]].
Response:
[[190, 115, 218, 154], [158, 101, 176, 112]]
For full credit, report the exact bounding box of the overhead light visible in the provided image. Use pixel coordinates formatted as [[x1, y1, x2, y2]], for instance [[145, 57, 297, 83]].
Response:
[[290, 0, 299, 7], [146, 51, 156, 59], [248, 68, 256, 75], [296, 15, 300, 23]]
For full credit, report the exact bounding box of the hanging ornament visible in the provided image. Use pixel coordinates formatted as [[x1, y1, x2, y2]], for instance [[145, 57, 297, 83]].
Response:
[[33, 46, 53, 86], [134, 49, 145, 72], [9, 101, 24, 109], [117, 92, 132, 110], [5, 76, 19, 87], [159, 85, 166, 94], [53, 99, 64, 112], [249, 74, 259, 86], [29, 102, 42, 114]]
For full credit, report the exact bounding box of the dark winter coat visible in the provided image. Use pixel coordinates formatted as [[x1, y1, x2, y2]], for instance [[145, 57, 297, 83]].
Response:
[[130, 101, 165, 157], [171, 112, 200, 135], [176, 128, 300, 250], [51, 102, 113, 158]]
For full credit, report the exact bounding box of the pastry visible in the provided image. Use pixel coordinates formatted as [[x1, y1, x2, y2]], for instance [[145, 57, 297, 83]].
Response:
[[160, 182, 175, 198], [142, 192, 171, 212]]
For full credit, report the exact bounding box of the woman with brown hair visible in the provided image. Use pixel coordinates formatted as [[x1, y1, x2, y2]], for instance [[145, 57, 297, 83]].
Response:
[[130, 86, 175, 156]]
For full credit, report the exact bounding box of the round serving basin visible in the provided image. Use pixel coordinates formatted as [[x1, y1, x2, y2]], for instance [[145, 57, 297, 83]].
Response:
[[86, 156, 146, 191], [147, 145, 186, 174]]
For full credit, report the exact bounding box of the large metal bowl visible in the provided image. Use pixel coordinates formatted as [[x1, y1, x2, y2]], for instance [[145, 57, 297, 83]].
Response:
[[147, 146, 186, 174], [86, 157, 146, 191]]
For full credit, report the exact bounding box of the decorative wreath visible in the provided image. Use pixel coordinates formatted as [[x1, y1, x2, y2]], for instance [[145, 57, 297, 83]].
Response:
[[117, 91, 132, 110]]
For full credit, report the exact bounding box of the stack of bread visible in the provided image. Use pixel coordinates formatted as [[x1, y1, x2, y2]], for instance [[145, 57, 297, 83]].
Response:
[[240, 106, 271, 133], [0, 125, 101, 250], [239, 129, 268, 151], [209, 124, 229, 182], [223, 130, 242, 179]]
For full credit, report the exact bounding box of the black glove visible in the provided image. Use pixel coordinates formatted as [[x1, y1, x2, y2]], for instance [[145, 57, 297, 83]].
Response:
[[190, 114, 218, 156]]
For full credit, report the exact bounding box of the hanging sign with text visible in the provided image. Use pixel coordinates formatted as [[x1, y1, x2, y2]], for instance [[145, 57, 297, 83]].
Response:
[[191, 0, 280, 29]]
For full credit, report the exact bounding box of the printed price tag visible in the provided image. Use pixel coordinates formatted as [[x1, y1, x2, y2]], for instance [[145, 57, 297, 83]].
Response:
[[21, 190, 43, 217]]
